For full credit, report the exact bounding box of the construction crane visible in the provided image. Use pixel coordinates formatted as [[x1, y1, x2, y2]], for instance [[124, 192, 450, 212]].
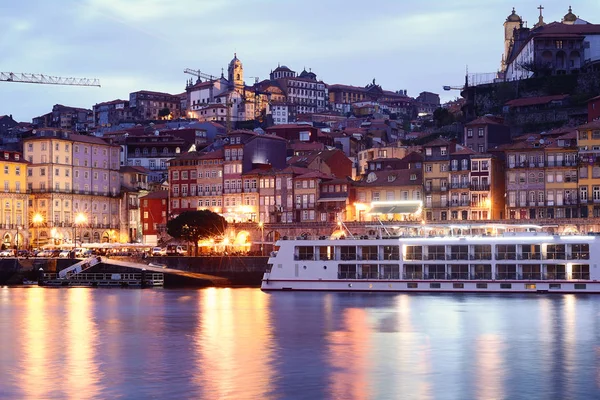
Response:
[[0, 72, 100, 87], [183, 68, 218, 82]]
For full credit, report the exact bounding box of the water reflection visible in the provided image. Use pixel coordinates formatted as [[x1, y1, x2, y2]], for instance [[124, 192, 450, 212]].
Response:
[[197, 288, 274, 399], [1, 290, 600, 399]]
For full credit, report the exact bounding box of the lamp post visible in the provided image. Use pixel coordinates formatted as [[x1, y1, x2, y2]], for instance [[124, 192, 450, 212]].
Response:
[[258, 221, 264, 256], [15, 225, 21, 253], [32, 213, 44, 251], [74, 212, 87, 248]]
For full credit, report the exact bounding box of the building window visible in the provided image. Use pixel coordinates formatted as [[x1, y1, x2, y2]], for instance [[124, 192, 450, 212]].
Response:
[[467, 129, 473, 138], [478, 128, 484, 137]]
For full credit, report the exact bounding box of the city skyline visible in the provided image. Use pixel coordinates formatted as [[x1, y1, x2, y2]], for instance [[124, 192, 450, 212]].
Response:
[[2, 0, 599, 122]]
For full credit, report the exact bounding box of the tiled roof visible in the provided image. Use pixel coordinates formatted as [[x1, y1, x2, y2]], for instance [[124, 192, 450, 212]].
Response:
[[424, 137, 453, 147], [505, 94, 569, 108], [140, 190, 169, 200], [578, 120, 600, 130], [354, 168, 422, 187], [120, 166, 150, 174], [465, 116, 504, 126], [198, 149, 224, 159]]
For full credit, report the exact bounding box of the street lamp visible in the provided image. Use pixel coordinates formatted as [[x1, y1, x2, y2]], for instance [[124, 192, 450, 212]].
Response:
[[15, 225, 21, 253], [32, 213, 44, 250], [74, 212, 87, 247], [258, 221, 264, 256]]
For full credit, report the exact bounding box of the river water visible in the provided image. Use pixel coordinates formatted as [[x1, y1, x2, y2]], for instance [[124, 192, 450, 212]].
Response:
[[1, 288, 599, 399]]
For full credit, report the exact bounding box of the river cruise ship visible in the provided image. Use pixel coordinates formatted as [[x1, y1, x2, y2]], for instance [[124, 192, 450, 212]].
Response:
[[261, 231, 599, 293]]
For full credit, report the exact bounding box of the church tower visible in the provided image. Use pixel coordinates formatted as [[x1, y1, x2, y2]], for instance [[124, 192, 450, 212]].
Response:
[[502, 8, 523, 72], [562, 6, 577, 25], [228, 53, 244, 89]]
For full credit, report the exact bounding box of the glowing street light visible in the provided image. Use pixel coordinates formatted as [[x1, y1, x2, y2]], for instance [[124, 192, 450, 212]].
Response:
[[74, 212, 87, 247], [258, 221, 264, 256], [32, 213, 44, 250]]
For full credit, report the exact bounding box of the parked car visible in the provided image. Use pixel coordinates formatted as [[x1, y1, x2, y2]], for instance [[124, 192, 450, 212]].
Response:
[[36, 250, 51, 257], [74, 248, 93, 258], [17, 250, 30, 257], [58, 250, 71, 258], [166, 245, 186, 256], [0, 249, 15, 257], [151, 247, 166, 256]]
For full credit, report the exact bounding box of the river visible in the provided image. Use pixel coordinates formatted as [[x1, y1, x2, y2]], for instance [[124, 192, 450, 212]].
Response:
[[1, 288, 599, 399]]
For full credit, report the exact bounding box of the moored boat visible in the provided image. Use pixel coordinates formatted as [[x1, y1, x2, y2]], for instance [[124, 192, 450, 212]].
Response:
[[261, 230, 599, 293]]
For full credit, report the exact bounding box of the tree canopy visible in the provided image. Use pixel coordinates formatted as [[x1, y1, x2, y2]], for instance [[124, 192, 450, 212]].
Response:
[[158, 107, 171, 118], [167, 210, 227, 256]]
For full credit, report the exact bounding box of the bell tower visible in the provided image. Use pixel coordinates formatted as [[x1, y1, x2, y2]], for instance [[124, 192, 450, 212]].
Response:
[[228, 53, 244, 89], [502, 8, 522, 72]]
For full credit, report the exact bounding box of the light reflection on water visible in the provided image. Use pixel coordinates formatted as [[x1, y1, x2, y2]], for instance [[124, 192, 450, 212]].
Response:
[[0, 289, 599, 399]]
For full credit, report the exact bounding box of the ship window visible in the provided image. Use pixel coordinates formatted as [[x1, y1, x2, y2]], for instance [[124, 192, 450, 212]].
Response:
[[428, 264, 445, 279], [426, 245, 445, 260], [525, 284, 536, 290], [360, 246, 378, 261], [383, 246, 400, 260], [546, 264, 566, 280], [296, 246, 314, 261], [571, 244, 589, 260], [522, 264, 541, 279], [340, 246, 357, 261], [546, 244, 566, 260], [496, 244, 517, 260], [450, 245, 468, 260], [549, 283, 561, 289], [404, 264, 422, 279], [500, 283, 512, 289], [318, 246, 332, 261], [497, 264, 517, 280], [574, 283, 587, 290], [430, 283, 441, 289], [476, 283, 488, 289], [449, 264, 468, 279], [360, 264, 378, 279], [453, 283, 464, 289], [572, 264, 590, 280], [407, 282, 418, 289], [380, 264, 399, 279], [473, 245, 492, 260], [338, 264, 357, 279], [404, 245, 422, 261], [521, 244, 541, 260], [473, 264, 492, 279]]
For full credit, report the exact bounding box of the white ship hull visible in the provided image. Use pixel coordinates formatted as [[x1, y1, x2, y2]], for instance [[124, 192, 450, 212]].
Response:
[[261, 233, 600, 294]]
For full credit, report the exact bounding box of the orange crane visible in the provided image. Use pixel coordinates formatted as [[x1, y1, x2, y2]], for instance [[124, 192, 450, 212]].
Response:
[[0, 72, 100, 87]]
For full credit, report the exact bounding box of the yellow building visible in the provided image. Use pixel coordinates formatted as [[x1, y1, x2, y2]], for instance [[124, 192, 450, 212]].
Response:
[[577, 120, 600, 217], [423, 138, 454, 221], [0, 151, 29, 250], [544, 131, 578, 218]]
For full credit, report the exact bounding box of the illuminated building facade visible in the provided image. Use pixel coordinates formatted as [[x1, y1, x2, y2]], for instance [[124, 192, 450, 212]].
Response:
[[24, 130, 122, 246], [577, 120, 600, 217], [140, 190, 168, 246], [0, 150, 29, 249]]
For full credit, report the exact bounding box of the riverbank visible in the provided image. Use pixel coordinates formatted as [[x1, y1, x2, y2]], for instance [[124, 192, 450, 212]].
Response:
[[0, 256, 269, 287]]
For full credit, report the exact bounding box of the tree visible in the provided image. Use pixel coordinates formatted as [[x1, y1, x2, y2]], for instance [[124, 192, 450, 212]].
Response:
[[167, 210, 227, 256], [433, 107, 455, 128], [158, 107, 171, 119]]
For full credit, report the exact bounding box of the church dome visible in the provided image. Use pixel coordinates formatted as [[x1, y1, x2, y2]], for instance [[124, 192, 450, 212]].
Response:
[[563, 6, 577, 22], [506, 8, 522, 23], [229, 53, 242, 67]]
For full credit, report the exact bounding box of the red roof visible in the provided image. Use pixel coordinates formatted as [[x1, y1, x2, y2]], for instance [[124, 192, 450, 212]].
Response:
[[465, 116, 504, 126], [505, 95, 568, 108]]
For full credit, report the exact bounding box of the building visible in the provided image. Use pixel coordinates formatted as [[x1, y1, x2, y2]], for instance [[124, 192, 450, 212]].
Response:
[[23, 130, 122, 246], [328, 80, 411, 115], [577, 120, 600, 217], [129, 90, 182, 120], [265, 124, 333, 146], [464, 116, 512, 153], [353, 167, 422, 222], [287, 149, 353, 179], [140, 190, 168, 245], [32, 104, 93, 132], [271, 102, 290, 125], [0, 151, 29, 250], [267, 65, 328, 118], [588, 95, 600, 122], [0, 115, 18, 138], [93, 99, 132, 127], [120, 166, 149, 243], [502, 7, 600, 80], [504, 132, 578, 220], [357, 145, 412, 176], [423, 139, 455, 221]]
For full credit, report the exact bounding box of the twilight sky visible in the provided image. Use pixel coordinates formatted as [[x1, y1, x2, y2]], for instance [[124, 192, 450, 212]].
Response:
[[1, 0, 598, 122]]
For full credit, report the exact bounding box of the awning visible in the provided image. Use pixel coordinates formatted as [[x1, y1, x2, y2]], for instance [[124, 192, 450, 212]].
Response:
[[317, 197, 347, 202], [368, 204, 420, 215]]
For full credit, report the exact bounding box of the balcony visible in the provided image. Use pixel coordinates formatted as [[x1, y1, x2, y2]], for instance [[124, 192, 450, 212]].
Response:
[[450, 183, 470, 189], [470, 184, 490, 191]]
